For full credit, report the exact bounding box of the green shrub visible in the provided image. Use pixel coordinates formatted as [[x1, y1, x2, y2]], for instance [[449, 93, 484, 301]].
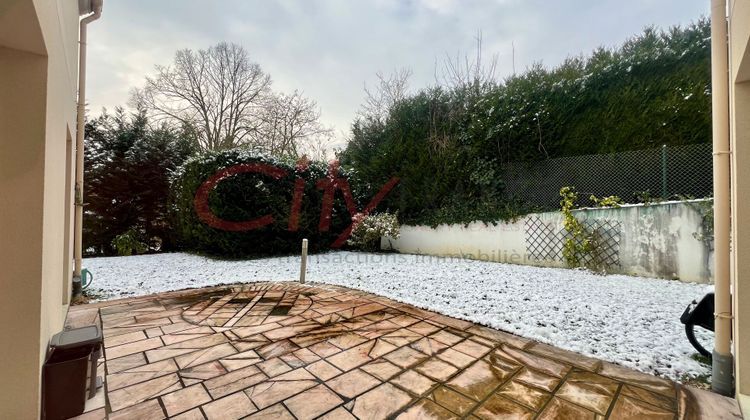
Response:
[[112, 228, 148, 256], [348, 212, 400, 251], [589, 194, 623, 208], [170, 150, 364, 257]]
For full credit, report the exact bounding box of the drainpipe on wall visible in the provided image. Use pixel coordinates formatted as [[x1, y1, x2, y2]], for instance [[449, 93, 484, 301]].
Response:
[[710, 0, 733, 397], [73, 0, 103, 297]]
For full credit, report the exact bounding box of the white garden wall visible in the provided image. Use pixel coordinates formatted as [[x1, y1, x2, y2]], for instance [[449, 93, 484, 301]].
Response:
[[382, 199, 714, 283]]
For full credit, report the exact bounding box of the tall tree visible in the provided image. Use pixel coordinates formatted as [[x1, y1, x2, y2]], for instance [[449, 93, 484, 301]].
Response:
[[250, 90, 333, 158], [133, 42, 271, 151], [84, 107, 195, 255], [360, 68, 412, 122]]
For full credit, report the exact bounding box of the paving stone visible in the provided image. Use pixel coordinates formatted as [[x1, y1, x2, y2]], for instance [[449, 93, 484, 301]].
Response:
[[496, 380, 551, 411], [106, 359, 178, 391], [410, 337, 449, 356], [174, 342, 237, 369], [108, 373, 182, 412], [620, 384, 675, 412], [106, 336, 164, 359], [430, 330, 464, 346], [308, 341, 343, 357], [397, 399, 459, 419], [327, 369, 380, 399], [317, 407, 357, 420], [473, 393, 534, 419], [494, 345, 570, 378], [350, 382, 413, 420], [407, 321, 442, 336], [609, 394, 674, 420], [360, 359, 402, 381], [169, 408, 205, 420], [108, 398, 165, 420], [437, 347, 476, 368], [391, 370, 436, 395], [106, 352, 148, 374], [527, 342, 601, 372], [384, 345, 429, 368], [257, 357, 292, 377], [306, 359, 342, 381], [104, 330, 148, 348], [416, 357, 459, 381], [452, 339, 492, 358], [555, 371, 619, 415], [599, 362, 675, 397], [202, 391, 257, 419], [327, 340, 376, 371], [429, 386, 476, 416], [179, 360, 228, 382], [513, 370, 557, 395], [446, 359, 512, 401], [244, 369, 318, 409], [203, 364, 267, 398], [161, 384, 211, 417], [284, 384, 344, 420], [245, 403, 295, 420], [537, 396, 597, 419]]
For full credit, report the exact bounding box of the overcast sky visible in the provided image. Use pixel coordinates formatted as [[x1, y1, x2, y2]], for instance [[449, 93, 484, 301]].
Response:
[[87, 0, 709, 145]]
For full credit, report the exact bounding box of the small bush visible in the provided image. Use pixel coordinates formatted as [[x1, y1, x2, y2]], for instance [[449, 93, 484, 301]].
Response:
[[348, 213, 400, 251], [170, 150, 364, 257], [112, 228, 148, 256], [589, 194, 623, 208]]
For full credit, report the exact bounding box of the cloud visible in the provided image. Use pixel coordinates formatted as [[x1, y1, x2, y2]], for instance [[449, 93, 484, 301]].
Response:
[[86, 0, 709, 142]]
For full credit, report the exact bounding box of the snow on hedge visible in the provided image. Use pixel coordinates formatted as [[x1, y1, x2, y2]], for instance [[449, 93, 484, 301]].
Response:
[[84, 251, 712, 381]]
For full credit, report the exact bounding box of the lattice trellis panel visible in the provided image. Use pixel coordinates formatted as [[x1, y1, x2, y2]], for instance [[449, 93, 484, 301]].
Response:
[[525, 216, 623, 270], [525, 217, 562, 261], [559, 219, 623, 269]]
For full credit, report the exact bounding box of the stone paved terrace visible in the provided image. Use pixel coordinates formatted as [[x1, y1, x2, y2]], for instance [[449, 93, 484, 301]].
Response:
[[66, 282, 742, 420]]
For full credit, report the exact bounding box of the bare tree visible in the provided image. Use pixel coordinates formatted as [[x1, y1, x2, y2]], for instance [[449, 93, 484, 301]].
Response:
[[359, 68, 412, 121], [133, 42, 271, 151], [251, 90, 333, 158], [437, 30, 498, 94]]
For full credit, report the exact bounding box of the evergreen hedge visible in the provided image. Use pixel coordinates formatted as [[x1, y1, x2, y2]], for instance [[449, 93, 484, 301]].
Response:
[[340, 20, 711, 227], [170, 151, 362, 257]]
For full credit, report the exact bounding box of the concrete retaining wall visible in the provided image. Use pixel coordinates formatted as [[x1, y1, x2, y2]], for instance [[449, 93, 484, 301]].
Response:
[[382, 199, 714, 283]]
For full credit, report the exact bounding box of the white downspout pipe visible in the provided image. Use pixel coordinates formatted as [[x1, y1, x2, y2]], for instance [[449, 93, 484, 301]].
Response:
[[710, 0, 733, 396], [73, 0, 103, 296]]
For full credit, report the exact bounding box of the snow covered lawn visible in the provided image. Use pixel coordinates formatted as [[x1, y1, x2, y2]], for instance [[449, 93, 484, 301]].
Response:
[[84, 251, 713, 381]]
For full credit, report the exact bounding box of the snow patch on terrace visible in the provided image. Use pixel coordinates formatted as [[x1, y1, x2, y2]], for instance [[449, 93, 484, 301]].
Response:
[[84, 251, 712, 381]]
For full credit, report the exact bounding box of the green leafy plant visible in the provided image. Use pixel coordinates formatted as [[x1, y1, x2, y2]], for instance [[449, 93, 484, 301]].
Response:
[[347, 212, 400, 251], [560, 187, 592, 268], [633, 190, 660, 205], [111, 228, 148, 256], [686, 197, 714, 246], [589, 194, 623, 208]]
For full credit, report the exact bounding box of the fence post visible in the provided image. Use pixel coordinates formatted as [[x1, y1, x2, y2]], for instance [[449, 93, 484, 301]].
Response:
[[299, 239, 308, 284], [661, 144, 668, 198]]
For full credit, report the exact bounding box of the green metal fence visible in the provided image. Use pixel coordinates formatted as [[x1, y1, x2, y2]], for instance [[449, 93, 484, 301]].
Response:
[[501, 143, 713, 210]]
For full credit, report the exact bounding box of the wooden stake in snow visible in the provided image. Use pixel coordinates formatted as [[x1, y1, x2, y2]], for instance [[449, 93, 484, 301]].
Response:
[[300, 239, 308, 284]]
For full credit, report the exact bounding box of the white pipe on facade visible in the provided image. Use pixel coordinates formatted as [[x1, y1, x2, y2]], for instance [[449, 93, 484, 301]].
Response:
[[73, 0, 102, 295], [710, 0, 733, 396]]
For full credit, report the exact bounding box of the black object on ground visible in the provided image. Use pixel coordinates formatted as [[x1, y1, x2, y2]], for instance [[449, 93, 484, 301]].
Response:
[[681, 292, 715, 358]]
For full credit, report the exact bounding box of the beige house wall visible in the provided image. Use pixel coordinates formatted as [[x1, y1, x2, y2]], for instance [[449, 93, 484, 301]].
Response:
[[730, 0, 750, 413], [0, 0, 80, 418]]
